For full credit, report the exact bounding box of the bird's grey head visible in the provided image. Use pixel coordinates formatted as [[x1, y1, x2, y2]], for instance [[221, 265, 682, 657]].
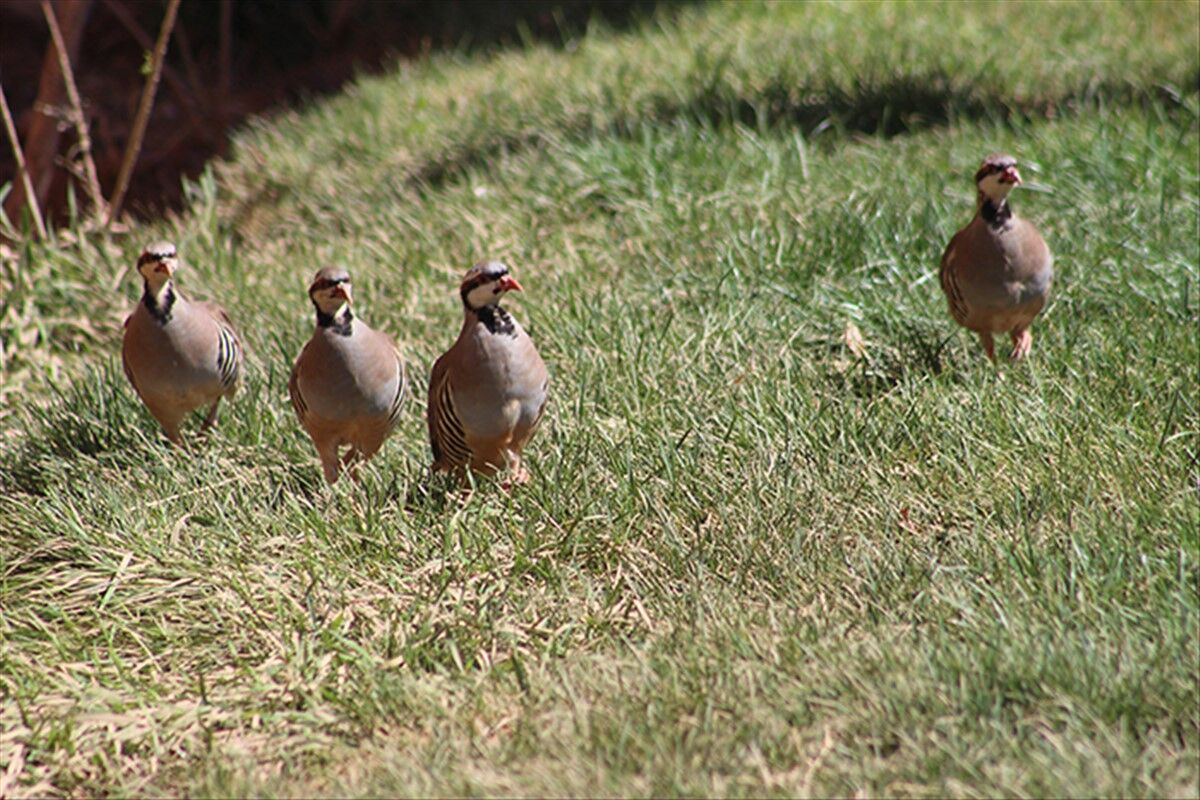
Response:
[[136, 240, 180, 283], [308, 266, 354, 315], [460, 260, 523, 310], [974, 153, 1022, 203]]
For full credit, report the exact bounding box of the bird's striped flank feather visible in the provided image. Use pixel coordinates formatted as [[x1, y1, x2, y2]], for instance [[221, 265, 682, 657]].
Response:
[[940, 259, 969, 325], [287, 359, 308, 423], [429, 370, 471, 467], [385, 352, 407, 434], [215, 324, 242, 391]]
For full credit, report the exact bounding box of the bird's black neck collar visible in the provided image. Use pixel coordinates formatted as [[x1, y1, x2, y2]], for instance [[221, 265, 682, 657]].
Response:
[[315, 304, 354, 336], [142, 281, 176, 324], [471, 303, 516, 337], [978, 193, 1013, 228]]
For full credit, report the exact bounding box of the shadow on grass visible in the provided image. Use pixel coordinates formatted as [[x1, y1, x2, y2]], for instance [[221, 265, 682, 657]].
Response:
[[815, 320, 961, 400], [409, 71, 1195, 190], [401, 470, 510, 516], [0, 364, 157, 495]]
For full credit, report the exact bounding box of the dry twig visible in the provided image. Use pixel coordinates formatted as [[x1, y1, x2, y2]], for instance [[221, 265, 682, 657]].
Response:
[[106, 0, 182, 226], [0, 80, 48, 240], [41, 0, 108, 219], [1, 0, 91, 233], [98, 0, 208, 136]]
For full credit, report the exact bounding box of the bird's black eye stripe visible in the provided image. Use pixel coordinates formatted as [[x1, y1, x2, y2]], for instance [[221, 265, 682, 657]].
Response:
[[465, 269, 507, 289], [138, 252, 172, 266], [974, 162, 1013, 183], [311, 277, 349, 292]]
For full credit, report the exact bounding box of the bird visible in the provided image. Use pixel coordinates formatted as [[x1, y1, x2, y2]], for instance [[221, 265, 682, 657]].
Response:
[[122, 241, 242, 445], [289, 267, 407, 484], [427, 260, 549, 484], [939, 153, 1054, 361]]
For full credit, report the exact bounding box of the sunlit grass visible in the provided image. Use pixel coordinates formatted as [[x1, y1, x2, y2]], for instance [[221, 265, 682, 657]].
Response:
[[1, 1, 1197, 796]]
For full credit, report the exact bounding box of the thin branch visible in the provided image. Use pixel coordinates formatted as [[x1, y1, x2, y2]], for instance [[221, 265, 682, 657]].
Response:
[[98, 0, 208, 135], [2, 0, 90, 232], [106, 0, 181, 226], [0, 79, 48, 240], [41, 0, 107, 218]]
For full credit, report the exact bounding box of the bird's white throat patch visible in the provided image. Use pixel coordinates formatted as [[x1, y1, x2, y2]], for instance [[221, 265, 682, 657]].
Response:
[[466, 280, 507, 310], [314, 291, 350, 317], [145, 275, 173, 305], [977, 172, 1015, 204]]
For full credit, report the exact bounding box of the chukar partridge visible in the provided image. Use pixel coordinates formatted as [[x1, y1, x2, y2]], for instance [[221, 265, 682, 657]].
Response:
[[428, 261, 548, 483], [939, 153, 1053, 361], [289, 267, 407, 484], [122, 241, 242, 444]]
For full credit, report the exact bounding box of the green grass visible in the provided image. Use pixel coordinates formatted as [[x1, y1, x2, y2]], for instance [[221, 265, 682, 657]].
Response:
[[2, 1, 1198, 796]]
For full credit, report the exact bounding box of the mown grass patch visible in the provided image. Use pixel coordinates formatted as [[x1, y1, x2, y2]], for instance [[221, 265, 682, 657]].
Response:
[[1, 1, 1197, 796]]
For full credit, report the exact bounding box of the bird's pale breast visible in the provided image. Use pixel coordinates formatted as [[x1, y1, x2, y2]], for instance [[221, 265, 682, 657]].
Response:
[[124, 303, 226, 403], [450, 319, 547, 439], [297, 325, 401, 421]]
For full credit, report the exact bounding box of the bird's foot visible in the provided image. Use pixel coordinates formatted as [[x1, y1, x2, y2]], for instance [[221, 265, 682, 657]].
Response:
[[1010, 329, 1032, 361], [501, 466, 530, 491]]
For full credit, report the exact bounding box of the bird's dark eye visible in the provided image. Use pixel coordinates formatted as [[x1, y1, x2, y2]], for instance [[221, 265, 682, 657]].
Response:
[[311, 278, 345, 292]]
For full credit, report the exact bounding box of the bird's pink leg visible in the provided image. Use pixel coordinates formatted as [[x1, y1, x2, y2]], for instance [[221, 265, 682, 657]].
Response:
[[199, 398, 221, 434], [317, 443, 341, 484], [153, 413, 185, 446], [500, 450, 529, 491], [977, 331, 997, 362], [341, 448, 364, 483], [1010, 328, 1033, 361]]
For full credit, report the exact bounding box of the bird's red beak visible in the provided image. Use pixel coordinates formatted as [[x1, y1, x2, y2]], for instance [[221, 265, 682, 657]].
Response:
[[1000, 166, 1022, 185], [498, 275, 523, 293]]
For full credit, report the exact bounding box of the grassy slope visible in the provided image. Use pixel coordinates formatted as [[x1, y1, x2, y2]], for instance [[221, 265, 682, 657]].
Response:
[[2, 1, 1198, 796]]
